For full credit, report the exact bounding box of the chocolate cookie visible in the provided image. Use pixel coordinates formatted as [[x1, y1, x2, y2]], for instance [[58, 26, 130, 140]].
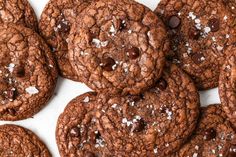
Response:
[[172, 104, 236, 157], [0, 124, 51, 157], [222, 0, 236, 14], [219, 46, 236, 128], [0, 0, 38, 31], [68, 0, 168, 95], [95, 64, 200, 156], [56, 92, 112, 157], [39, 0, 90, 81], [155, 0, 236, 90], [0, 23, 57, 121]]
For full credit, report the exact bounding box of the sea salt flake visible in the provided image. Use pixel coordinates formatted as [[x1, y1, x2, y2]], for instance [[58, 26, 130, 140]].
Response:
[[193, 153, 198, 157], [166, 109, 173, 120], [212, 149, 216, 154], [83, 96, 90, 103], [110, 24, 116, 34], [204, 27, 211, 34], [101, 41, 109, 47], [6, 63, 15, 73], [195, 145, 199, 150], [112, 104, 118, 108], [217, 45, 224, 51], [154, 148, 158, 154], [195, 19, 201, 24], [135, 115, 141, 120], [25, 86, 39, 95], [92, 39, 109, 48], [95, 138, 105, 148], [224, 16, 228, 21], [200, 57, 205, 61], [212, 37, 216, 42], [188, 12, 196, 20]]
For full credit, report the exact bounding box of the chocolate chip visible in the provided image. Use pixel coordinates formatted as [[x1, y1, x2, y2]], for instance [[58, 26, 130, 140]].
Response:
[[95, 131, 101, 140], [156, 78, 168, 90], [160, 107, 167, 114], [85, 151, 96, 157], [100, 57, 116, 71], [188, 27, 201, 40], [56, 19, 70, 33], [204, 128, 217, 141], [228, 145, 236, 157], [13, 66, 25, 77], [113, 17, 127, 31], [131, 119, 146, 132], [191, 53, 205, 64], [70, 127, 80, 137], [168, 16, 181, 29], [127, 47, 140, 59], [7, 108, 16, 115], [208, 18, 220, 32], [120, 20, 127, 30], [4, 89, 17, 101]]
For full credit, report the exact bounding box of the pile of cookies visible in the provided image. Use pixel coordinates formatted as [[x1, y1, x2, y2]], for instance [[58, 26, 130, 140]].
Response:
[[0, 0, 235, 157]]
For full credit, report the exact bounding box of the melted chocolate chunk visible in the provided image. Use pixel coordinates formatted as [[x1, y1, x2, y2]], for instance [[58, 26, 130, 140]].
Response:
[[70, 127, 80, 137], [156, 78, 168, 90], [208, 18, 220, 32], [168, 16, 181, 29], [127, 47, 140, 59], [204, 128, 217, 141], [100, 57, 116, 71], [13, 66, 25, 77], [131, 118, 146, 132]]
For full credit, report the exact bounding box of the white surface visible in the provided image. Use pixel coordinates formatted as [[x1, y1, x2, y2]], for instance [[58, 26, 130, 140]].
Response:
[[0, 0, 221, 157]]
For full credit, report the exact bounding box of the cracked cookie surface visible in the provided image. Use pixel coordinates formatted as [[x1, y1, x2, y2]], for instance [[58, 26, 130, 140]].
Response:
[[155, 0, 236, 90], [39, 0, 91, 81], [172, 104, 236, 157], [0, 23, 57, 121], [219, 46, 236, 128], [0, 124, 51, 157], [95, 64, 199, 157], [56, 92, 112, 157], [0, 0, 38, 31], [69, 0, 167, 95]]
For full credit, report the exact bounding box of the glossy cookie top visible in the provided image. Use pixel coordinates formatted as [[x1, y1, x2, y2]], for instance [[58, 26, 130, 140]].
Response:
[[0, 24, 57, 121], [0, 124, 51, 157], [95, 64, 199, 157], [0, 0, 38, 31], [155, 0, 236, 90], [39, 0, 91, 81], [69, 0, 167, 95], [172, 104, 236, 157]]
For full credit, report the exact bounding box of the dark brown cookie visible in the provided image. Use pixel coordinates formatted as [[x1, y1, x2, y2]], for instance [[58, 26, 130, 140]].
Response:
[[0, 124, 51, 157], [0, 0, 38, 31], [0, 23, 57, 121], [219, 46, 236, 128], [222, 0, 236, 14], [39, 0, 91, 81], [155, 0, 236, 90], [69, 0, 168, 95], [56, 92, 112, 157], [95, 64, 200, 157], [172, 104, 236, 157]]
